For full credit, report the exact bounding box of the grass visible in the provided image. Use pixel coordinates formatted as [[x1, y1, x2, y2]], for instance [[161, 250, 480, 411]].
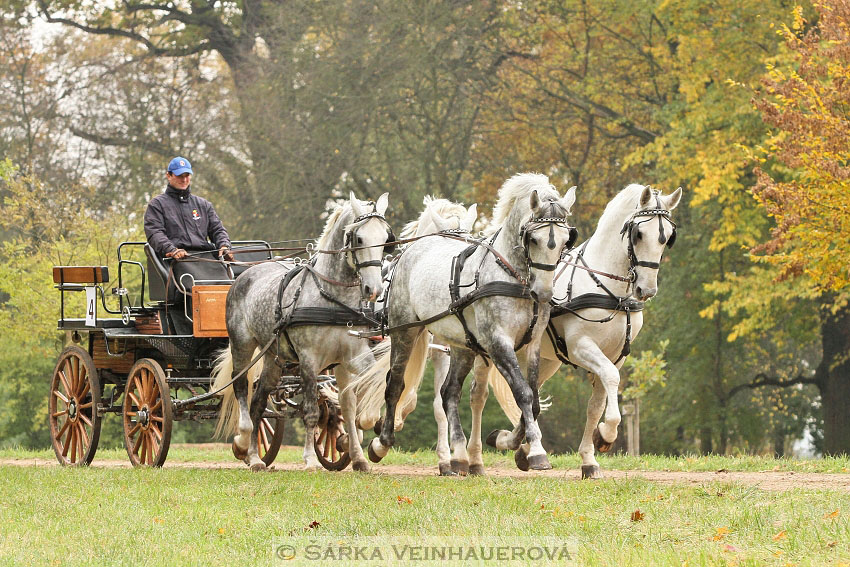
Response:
[[1, 447, 849, 566], [2, 444, 849, 473]]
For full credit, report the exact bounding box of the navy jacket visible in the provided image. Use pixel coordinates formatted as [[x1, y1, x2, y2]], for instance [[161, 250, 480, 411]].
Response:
[[144, 185, 231, 256]]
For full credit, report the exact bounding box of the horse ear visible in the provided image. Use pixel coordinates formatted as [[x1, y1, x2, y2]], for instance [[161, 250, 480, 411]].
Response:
[[561, 185, 577, 213], [639, 185, 653, 208], [350, 192, 364, 218], [375, 192, 389, 216], [461, 203, 478, 232], [664, 187, 683, 211], [431, 210, 453, 232], [529, 189, 541, 212]]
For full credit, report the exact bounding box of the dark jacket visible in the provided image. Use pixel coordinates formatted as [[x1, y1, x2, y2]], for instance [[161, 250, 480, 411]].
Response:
[[144, 185, 231, 256]]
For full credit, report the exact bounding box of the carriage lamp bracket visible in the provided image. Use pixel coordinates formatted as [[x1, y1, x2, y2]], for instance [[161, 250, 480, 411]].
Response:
[[101, 334, 130, 357]]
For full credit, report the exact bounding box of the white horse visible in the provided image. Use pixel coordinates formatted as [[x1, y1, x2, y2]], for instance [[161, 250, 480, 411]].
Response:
[[211, 192, 392, 472], [470, 184, 681, 478], [353, 173, 577, 472]]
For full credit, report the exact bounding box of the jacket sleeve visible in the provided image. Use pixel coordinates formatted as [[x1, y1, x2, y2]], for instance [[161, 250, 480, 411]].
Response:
[[144, 199, 177, 256], [205, 201, 231, 250]]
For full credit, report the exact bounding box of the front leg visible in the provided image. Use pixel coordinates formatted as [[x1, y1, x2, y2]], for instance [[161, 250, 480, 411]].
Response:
[[482, 334, 550, 471], [245, 352, 280, 471], [299, 360, 322, 470], [336, 362, 370, 472], [466, 356, 490, 475], [439, 348, 476, 476], [430, 347, 453, 476]]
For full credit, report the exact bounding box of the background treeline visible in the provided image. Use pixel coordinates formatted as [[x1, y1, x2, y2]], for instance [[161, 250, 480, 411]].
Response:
[[1, 0, 848, 456]]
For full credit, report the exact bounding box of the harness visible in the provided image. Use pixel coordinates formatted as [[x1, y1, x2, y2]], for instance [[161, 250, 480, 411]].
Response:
[[548, 194, 675, 367]]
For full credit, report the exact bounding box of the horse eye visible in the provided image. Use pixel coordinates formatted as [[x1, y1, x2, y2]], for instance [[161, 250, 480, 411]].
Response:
[[356, 236, 363, 245], [634, 231, 642, 241]]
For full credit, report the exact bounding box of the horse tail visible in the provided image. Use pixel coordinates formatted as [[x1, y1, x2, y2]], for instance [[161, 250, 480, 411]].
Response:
[[211, 347, 263, 439], [350, 331, 429, 430], [488, 367, 552, 427]]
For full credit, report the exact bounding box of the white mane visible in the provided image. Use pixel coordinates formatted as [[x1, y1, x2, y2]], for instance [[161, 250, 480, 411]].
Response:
[[400, 196, 468, 239], [490, 172, 558, 227], [316, 203, 350, 250]]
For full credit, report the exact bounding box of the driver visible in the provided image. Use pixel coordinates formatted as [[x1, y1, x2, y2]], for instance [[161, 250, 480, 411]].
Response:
[[144, 156, 233, 261]]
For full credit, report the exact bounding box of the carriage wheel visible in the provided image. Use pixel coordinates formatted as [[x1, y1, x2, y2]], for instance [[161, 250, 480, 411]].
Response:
[[314, 397, 351, 471], [123, 359, 173, 467], [49, 346, 102, 466], [258, 416, 285, 466]]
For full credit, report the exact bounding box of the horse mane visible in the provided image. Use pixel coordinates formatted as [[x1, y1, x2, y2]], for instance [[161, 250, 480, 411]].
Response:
[[595, 183, 649, 232], [490, 172, 558, 227], [400, 195, 468, 239], [316, 203, 351, 250]]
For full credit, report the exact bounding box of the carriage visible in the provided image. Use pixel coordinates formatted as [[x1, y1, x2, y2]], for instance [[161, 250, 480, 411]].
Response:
[[48, 241, 351, 469]]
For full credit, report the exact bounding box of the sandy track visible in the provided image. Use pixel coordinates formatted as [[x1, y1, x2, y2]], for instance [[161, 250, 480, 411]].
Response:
[[2, 457, 848, 491]]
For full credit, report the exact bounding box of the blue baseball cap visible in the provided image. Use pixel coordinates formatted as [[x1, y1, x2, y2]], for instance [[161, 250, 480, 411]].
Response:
[[167, 156, 193, 176]]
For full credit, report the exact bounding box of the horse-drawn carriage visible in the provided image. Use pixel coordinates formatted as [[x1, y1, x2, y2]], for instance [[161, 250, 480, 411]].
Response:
[[48, 241, 350, 469]]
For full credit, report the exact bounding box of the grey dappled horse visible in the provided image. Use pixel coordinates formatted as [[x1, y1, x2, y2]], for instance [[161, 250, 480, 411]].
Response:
[[356, 173, 577, 472], [212, 193, 392, 472], [477, 184, 681, 478]]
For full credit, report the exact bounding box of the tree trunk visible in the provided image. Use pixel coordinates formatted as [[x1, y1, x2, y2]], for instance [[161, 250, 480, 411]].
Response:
[[699, 426, 713, 454], [773, 428, 785, 458], [818, 301, 850, 455]]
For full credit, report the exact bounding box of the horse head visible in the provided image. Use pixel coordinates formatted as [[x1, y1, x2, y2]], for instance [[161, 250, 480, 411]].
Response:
[[619, 185, 682, 301], [344, 192, 393, 302]]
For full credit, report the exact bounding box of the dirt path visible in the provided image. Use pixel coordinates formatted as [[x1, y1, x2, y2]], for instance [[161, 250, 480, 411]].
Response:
[[2, 457, 848, 491]]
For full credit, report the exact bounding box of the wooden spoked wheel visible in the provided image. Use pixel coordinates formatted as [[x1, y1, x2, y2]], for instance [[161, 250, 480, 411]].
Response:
[[48, 346, 102, 466], [258, 416, 285, 466], [314, 397, 351, 471], [123, 359, 173, 467]]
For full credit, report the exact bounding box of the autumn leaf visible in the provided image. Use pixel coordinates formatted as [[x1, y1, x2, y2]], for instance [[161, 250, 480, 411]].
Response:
[[823, 510, 839, 519], [307, 521, 320, 530], [713, 527, 731, 541], [772, 530, 787, 541], [396, 495, 412, 505], [153, 518, 164, 524], [631, 509, 645, 522]]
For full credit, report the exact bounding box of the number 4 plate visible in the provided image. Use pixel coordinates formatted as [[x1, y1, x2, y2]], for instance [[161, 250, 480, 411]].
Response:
[[85, 286, 97, 327]]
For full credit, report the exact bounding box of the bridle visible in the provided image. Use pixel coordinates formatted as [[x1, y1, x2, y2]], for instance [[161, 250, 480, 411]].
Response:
[[619, 192, 677, 282], [343, 209, 395, 271], [518, 200, 579, 273]]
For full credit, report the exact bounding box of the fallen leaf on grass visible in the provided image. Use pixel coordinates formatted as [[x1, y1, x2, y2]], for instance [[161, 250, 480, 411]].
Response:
[[218, 528, 226, 535], [773, 530, 787, 541], [823, 510, 839, 519], [307, 521, 320, 530], [631, 510, 645, 522], [153, 518, 164, 524], [713, 527, 730, 541], [721, 544, 739, 553], [396, 495, 412, 505], [826, 541, 837, 548]]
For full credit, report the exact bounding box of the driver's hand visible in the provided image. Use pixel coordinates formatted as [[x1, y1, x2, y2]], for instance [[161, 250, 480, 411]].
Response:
[[166, 248, 188, 259], [219, 246, 234, 261]]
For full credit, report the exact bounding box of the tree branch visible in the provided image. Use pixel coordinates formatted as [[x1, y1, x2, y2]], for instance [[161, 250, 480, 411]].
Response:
[[69, 127, 173, 157], [728, 372, 818, 399]]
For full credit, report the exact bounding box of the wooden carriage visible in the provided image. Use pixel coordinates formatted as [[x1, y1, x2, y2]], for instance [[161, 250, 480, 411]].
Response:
[[48, 241, 351, 469]]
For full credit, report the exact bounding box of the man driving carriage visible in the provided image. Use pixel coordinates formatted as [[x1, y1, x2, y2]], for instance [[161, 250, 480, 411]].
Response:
[[144, 156, 233, 261]]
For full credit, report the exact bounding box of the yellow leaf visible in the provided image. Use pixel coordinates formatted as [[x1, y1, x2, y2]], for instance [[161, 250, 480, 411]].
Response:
[[772, 530, 787, 541], [823, 510, 839, 519]]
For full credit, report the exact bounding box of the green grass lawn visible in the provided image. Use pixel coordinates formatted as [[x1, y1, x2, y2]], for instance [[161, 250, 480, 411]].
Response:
[[1, 447, 849, 566]]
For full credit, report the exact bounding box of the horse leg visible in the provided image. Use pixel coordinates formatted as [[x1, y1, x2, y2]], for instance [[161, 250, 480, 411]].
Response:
[[578, 375, 608, 479], [431, 347, 453, 476], [335, 364, 369, 472], [299, 359, 322, 470], [466, 357, 490, 475], [230, 342, 258, 463], [368, 329, 420, 462], [509, 356, 561, 470], [440, 348, 475, 476], [484, 335, 550, 471], [244, 353, 279, 471]]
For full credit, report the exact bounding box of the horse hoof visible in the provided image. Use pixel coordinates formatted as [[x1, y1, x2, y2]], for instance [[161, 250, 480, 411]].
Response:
[[438, 463, 457, 476], [528, 454, 552, 471], [486, 430, 501, 449], [250, 461, 267, 472], [352, 460, 370, 473], [514, 449, 529, 471], [336, 434, 349, 452], [468, 464, 486, 476], [581, 465, 603, 480], [373, 418, 384, 436], [367, 441, 383, 463], [232, 441, 248, 461], [593, 427, 614, 453], [450, 459, 469, 476]]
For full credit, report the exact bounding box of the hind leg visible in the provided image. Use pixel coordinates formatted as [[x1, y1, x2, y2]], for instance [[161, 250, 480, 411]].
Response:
[[368, 328, 421, 462], [230, 342, 260, 461], [431, 347, 453, 476], [466, 357, 489, 475], [578, 375, 607, 479], [299, 359, 322, 470], [335, 363, 369, 472], [440, 348, 475, 475], [244, 352, 279, 471]]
